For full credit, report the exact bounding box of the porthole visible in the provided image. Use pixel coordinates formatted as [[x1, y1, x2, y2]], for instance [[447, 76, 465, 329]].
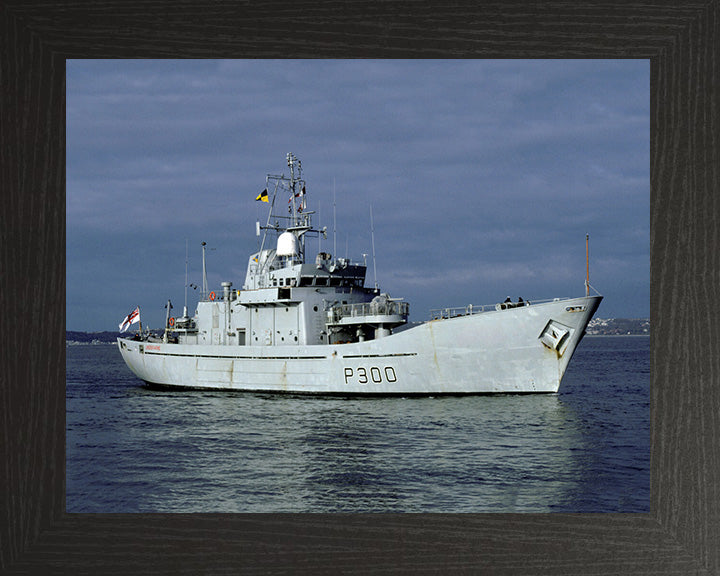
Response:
[[313, 306, 318, 312]]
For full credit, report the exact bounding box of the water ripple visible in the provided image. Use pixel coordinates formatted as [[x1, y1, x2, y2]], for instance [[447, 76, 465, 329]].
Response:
[[67, 337, 649, 513]]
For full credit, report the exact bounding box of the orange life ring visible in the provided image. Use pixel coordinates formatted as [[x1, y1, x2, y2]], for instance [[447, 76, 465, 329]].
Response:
[[168, 317, 175, 327], [208, 291, 216, 301]]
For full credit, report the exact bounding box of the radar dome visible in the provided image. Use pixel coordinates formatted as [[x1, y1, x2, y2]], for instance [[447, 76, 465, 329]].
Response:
[[276, 232, 298, 256]]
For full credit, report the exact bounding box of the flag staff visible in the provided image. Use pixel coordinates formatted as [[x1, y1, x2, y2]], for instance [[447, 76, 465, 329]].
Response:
[[585, 234, 590, 297], [163, 300, 173, 343]]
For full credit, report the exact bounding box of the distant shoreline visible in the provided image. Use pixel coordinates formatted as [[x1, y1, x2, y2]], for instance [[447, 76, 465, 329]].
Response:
[[67, 334, 650, 345], [66, 317, 651, 344], [586, 333, 650, 337]]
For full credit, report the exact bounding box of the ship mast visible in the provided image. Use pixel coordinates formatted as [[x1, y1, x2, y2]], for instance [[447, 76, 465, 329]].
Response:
[[201, 241, 207, 298], [257, 153, 325, 267], [287, 152, 307, 260]]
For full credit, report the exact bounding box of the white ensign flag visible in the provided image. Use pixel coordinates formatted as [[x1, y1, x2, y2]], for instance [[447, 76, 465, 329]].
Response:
[[118, 307, 140, 332]]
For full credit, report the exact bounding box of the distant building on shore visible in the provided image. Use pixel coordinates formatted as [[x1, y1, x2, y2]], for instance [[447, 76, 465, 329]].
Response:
[[586, 318, 649, 335]]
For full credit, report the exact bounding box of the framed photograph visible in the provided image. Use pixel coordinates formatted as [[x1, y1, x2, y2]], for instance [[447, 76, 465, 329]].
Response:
[[2, 2, 717, 574]]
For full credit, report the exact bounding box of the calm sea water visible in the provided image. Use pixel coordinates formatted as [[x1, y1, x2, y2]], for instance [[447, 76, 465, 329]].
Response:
[[66, 336, 649, 513]]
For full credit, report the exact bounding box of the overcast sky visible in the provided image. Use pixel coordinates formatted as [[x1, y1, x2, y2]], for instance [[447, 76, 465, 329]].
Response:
[[67, 59, 649, 332]]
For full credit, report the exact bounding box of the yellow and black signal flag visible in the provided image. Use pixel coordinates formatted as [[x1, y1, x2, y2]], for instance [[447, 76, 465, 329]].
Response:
[[255, 188, 269, 202]]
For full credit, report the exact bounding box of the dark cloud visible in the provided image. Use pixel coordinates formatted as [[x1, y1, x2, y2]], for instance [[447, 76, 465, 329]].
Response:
[[67, 60, 649, 330]]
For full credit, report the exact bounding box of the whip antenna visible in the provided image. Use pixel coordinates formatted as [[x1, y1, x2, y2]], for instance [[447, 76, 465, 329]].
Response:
[[184, 238, 189, 316], [370, 204, 378, 290]]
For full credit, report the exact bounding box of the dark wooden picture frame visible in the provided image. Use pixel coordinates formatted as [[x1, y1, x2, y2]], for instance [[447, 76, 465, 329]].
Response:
[[2, 2, 718, 574]]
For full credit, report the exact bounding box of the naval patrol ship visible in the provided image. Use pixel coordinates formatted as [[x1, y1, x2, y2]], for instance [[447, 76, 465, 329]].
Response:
[[118, 153, 602, 394]]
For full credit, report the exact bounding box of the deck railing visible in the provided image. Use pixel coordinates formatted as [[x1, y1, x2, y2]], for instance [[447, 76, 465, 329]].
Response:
[[329, 300, 409, 323], [429, 297, 570, 321]]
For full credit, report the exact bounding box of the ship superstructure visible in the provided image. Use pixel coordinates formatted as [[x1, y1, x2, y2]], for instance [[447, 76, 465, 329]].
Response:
[[118, 154, 602, 394]]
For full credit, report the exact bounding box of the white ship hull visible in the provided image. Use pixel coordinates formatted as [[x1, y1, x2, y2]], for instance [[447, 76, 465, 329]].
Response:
[[118, 295, 601, 395]]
